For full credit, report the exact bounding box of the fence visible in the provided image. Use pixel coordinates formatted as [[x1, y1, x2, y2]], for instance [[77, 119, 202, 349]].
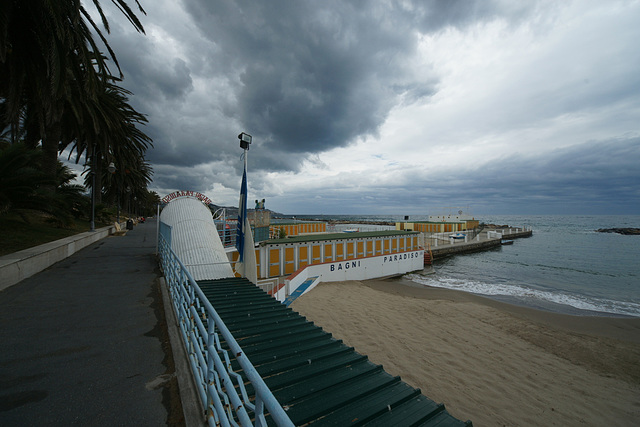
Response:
[[215, 220, 237, 248], [256, 277, 281, 297], [157, 234, 293, 427], [422, 226, 531, 247]]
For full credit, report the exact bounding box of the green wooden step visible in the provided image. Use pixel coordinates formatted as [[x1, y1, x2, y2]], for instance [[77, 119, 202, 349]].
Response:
[[284, 371, 401, 425], [273, 360, 383, 403], [307, 380, 420, 426], [197, 277, 472, 427]]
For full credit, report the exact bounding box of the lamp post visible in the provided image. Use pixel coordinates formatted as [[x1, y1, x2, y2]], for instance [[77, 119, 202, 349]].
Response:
[[90, 148, 96, 232], [107, 162, 119, 223], [125, 186, 131, 217], [238, 132, 252, 150], [238, 132, 251, 167], [236, 132, 254, 281], [238, 132, 251, 250]]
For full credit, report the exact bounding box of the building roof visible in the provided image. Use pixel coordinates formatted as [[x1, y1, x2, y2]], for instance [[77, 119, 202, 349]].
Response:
[[261, 230, 419, 246], [160, 196, 234, 280], [270, 220, 324, 225], [399, 220, 466, 224]]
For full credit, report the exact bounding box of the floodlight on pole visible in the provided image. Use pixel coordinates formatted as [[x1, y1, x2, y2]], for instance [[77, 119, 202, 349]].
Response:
[[238, 132, 252, 150], [108, 162, 120, 222]]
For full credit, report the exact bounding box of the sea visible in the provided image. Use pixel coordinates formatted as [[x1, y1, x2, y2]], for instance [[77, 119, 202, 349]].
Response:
[[292, 214, 640, 317]]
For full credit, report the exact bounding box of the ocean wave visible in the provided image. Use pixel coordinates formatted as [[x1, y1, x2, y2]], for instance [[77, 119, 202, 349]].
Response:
[[405, 273, 640, 317], [528, 262, 620, 278]]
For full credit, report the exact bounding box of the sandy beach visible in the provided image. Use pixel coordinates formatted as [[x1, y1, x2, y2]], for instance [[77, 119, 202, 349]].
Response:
[[290, 278, 640, 426]]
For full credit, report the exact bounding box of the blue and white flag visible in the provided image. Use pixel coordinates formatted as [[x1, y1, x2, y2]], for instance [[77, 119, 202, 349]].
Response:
[[235, 165, 257, 283], [236, 168, 248, 261]]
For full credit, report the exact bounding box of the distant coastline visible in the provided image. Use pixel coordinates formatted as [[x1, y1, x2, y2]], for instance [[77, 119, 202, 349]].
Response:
[[596, 227, 640, 235]]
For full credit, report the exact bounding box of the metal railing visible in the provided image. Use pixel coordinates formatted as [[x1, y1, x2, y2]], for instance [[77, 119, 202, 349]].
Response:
[[468, 223, 485, 240], [158, 235, 293, 427], [256, 277, 281, 297]]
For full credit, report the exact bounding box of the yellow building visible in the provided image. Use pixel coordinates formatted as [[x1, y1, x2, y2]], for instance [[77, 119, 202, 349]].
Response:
[[269, 221, 326, 238], [397, 219, 479, 233], [230, 230, 421, 280]]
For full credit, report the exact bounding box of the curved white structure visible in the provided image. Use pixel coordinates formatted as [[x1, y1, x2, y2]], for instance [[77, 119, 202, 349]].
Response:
[[160, 196, 234, 280]]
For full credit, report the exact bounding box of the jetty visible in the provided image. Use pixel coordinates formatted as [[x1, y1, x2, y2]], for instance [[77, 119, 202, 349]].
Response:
[[426, 226, 533, 262]]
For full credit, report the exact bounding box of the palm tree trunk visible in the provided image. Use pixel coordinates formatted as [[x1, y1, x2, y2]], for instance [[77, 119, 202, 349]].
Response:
[[24, 104, 40, 149]]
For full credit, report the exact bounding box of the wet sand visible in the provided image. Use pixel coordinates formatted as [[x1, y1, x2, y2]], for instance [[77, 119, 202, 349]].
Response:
[[290, 278, 640, 426]]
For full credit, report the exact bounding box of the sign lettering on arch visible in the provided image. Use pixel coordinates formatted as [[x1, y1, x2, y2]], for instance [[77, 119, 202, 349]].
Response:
[[161, 190, 212, 206]]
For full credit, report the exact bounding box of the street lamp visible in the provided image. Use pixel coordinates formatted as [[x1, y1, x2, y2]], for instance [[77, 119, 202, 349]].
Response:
[[238, 132, 252, 150], [90, 150, 96, 232], [108, 162, 119, 222], [125, 186, 131, 218]]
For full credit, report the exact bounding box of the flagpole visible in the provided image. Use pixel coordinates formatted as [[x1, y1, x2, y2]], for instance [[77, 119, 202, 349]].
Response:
[[243, 144, 248, 179], [236, 132, 256, 283]]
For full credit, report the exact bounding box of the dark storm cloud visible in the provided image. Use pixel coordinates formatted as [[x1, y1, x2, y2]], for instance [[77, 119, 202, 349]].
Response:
[[410, 0, 533, 32], [418, 137, 640, 214], [88, 1, 639, 213], [182, 0, 447, 156], [101, 0, 533, 174], [151, 165, 205, 194], [472, 137, 639, 198], [106, 25, 194, 103], [275, 137, 640, 215]]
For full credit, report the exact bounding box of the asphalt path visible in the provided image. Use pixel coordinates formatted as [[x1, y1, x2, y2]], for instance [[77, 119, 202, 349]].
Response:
[[0, 218, 182, 426]]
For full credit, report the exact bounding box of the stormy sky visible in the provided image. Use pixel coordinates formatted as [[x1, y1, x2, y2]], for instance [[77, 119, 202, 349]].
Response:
[[88, 0, 640, 215]]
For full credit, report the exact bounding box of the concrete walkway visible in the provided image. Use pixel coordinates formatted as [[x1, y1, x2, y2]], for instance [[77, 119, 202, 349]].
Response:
[[0, 219, 182, 426]]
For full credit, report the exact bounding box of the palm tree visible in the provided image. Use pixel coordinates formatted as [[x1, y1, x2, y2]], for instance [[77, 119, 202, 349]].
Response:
[[0, 0, 147, 183], [54, 161, 90, 223], [106, 156, 153, 217], [66, 78, 153, 205]]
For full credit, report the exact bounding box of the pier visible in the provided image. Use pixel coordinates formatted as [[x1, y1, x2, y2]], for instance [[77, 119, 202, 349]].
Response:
[[426, 227, 533, 261]]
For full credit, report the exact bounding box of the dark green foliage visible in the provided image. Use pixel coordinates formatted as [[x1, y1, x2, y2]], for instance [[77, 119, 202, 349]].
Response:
[[0, 142, 89, 226], [0, 1, 153, 226], [0, 0, 152, 198], [0, 142, 52, 215]]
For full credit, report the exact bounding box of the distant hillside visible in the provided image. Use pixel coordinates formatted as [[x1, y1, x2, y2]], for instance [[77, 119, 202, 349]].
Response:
[[209, 204, 285, 219]]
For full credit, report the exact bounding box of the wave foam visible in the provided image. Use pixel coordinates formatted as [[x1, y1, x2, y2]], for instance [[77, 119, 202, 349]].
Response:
[[405, 273, 640, 317]]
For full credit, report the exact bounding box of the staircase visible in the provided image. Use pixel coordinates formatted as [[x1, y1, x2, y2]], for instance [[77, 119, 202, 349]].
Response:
[[424, 243, 434, 266], [467, 223, 485, 240], [283, 276, 319, 306], [197, 277, 473, 426], [424, 251, 432, 266]]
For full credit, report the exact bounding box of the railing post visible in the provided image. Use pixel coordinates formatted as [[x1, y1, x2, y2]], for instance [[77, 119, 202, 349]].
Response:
[[206, 316, 215, 424]]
